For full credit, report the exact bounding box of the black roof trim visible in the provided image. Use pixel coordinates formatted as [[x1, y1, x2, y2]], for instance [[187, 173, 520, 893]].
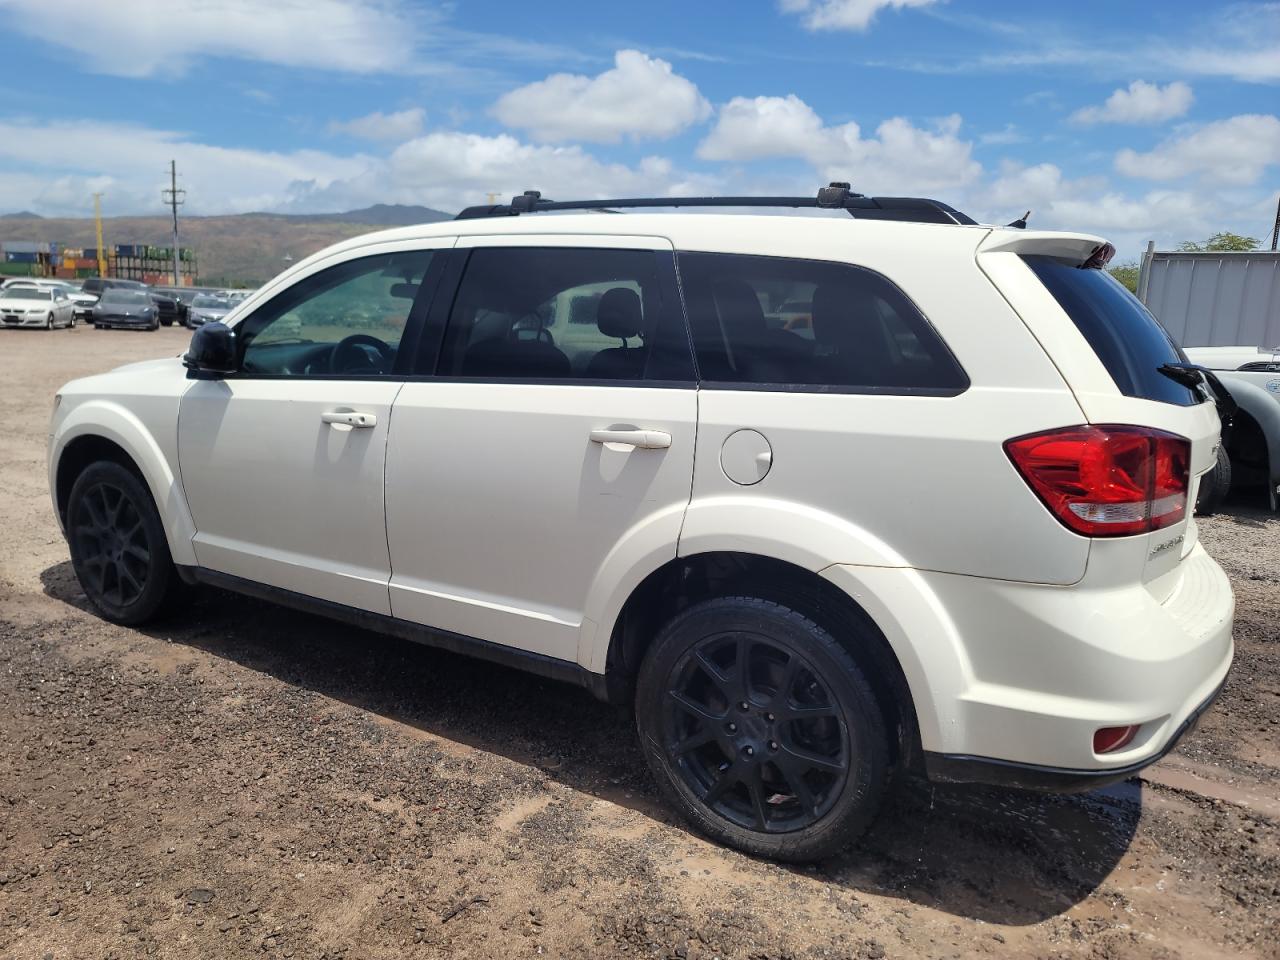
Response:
[[455, 187, 977, 226]]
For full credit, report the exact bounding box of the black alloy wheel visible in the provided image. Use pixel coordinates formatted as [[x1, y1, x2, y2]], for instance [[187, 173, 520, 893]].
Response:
[[67, 461, 178, 624], [637, 597, 888, 861], [665, 631, 848, 832]]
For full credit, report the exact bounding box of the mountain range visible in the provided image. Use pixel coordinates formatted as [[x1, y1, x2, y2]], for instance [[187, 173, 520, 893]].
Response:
[[0, 204, 454, 285]]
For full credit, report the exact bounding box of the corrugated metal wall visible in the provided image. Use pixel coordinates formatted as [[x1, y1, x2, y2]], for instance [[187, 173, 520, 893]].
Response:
[[1140, 251, 1280, 348]]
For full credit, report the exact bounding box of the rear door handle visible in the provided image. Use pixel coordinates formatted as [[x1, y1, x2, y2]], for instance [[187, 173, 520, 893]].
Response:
[[322, 411, 377, 429], [589, 428, 671, 449]]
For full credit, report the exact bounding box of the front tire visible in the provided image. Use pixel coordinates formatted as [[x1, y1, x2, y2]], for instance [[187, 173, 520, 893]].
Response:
[[45, 314, 53, 329], [636, 597, 888, 862], [66, 461, 179, 625]]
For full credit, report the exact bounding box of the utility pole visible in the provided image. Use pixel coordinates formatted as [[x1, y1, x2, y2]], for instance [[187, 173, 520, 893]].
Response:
[[92, 193, 107, 278], [161, 160, 185, 286], [1271, 196, 1279, 252]]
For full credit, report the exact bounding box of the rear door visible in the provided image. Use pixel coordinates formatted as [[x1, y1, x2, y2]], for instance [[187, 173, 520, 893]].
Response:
[[384, 236, 697, 662], [978, 232, 1221, 592]]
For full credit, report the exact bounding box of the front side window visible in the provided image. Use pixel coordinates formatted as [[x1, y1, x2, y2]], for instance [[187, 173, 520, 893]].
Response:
[[678, 252, 967, 393], [237, 250, 433, 377], [432, 247, 693, 382]]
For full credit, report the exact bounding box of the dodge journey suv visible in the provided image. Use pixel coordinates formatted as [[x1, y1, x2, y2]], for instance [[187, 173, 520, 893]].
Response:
[[48, 186, 1234, 861]]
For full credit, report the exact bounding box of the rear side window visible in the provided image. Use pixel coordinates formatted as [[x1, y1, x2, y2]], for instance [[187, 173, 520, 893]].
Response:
[[433, 247, 694, 382], [1023, 255, 1198, 407], [678, 252, 967, 393]]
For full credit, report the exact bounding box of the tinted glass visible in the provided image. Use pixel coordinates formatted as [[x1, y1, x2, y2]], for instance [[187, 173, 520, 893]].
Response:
[[1024, 255, 1198, 407], [678, 252, 967, 392], [2, 289, 51, 300], [102, 291, 149, 305], [238, 250, 433, 377], [433, 247, 693, 381]]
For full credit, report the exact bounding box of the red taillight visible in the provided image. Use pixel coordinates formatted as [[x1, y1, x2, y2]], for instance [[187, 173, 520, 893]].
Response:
[[1005, 425, 1190, 537], [1093, 724, 1140, 754]]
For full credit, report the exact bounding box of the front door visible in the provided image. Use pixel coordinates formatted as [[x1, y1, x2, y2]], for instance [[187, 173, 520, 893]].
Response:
[[178, 245, 444, 614], [385, 237, 698, 661]]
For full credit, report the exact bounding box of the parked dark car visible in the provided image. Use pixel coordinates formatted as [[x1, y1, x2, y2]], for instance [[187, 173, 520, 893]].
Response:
[[148, 289, 182, 327], [92, 289, 158, 330]]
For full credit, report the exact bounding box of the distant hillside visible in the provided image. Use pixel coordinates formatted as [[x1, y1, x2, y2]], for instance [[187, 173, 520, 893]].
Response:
[[0, 205, 454, 285], [250, 204, 453, 227]]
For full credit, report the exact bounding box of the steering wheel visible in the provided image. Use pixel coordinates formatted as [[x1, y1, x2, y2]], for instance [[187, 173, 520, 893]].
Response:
[[331, 334, 394, 374]]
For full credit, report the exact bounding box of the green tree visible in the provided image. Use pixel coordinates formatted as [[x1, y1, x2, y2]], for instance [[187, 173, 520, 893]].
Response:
[[1108, 262, 1140, 293], [1178, 232, 1262, 252]]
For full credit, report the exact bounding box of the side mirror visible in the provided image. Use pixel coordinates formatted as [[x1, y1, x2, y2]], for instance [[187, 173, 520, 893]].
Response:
[[183, 321, 237, 379]]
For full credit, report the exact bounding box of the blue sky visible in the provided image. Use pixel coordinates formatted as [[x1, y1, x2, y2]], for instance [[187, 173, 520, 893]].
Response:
[[1, 0, 1277, 258]]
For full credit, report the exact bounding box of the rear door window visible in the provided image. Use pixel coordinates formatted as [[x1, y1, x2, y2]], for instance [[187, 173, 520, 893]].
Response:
[[1023, 255, 1199, 406], [677, 251, 967, 393], [431, 247, 694, 382]]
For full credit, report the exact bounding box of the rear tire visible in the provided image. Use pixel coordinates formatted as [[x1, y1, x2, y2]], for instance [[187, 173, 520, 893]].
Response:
[[636, 596, 888, 862], [1195, 444, 1232, 516], [66, 461, 180, 625]]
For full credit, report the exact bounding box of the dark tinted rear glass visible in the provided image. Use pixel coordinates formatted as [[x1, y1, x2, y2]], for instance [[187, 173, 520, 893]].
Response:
[[1023, 255, 1198, 406], [678, 252, 967, 393]]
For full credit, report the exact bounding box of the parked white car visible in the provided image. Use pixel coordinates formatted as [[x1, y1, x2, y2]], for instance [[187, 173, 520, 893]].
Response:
[[1182, 346, 1280, 510], [48, 188, 1234, 861], [0, 286, 76, 328], [6, 278, 97, 318]]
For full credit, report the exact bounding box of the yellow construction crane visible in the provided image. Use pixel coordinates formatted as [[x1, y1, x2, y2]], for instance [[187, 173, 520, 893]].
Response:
[[92, 193, 107, 278]]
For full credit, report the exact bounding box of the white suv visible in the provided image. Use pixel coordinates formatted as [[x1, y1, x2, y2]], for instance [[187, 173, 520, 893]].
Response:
[[48, 188, 1234, 861]]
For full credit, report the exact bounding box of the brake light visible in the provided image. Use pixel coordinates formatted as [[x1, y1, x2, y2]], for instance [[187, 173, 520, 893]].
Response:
[[1005, 425, 1190, 537]]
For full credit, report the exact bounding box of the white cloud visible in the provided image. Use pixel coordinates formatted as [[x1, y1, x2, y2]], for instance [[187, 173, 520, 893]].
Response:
[[329, 109, 426, 142], [0, 119, 375, 216], [1115, 114, 1280, 185], [0, 0, 415, 76], [1070, 80, 1194, 125], [491, 50, 711, 144], [780, 0, 939, 31], [697, 95, 981, 192]]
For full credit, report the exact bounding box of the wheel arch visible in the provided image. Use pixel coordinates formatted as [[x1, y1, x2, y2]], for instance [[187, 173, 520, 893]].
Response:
[[598, 550, 926, 773], [51, 405, 197, 566], [1218, 375, 1280, 494]]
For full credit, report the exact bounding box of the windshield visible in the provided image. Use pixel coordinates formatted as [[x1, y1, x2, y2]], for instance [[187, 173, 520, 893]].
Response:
[[1, 288, 51, 300], [193, 295, 228, 308], [102, 291, 150, 305]]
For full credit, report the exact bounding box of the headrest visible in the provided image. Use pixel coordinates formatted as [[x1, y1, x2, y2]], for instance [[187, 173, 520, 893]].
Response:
[[811, 282, 881, 349], [596, 287, 643, 340], [711, 280, 766, 335]]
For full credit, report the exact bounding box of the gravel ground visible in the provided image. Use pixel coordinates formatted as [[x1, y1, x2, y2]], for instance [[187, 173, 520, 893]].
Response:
[[1, 326, 1277, 960]]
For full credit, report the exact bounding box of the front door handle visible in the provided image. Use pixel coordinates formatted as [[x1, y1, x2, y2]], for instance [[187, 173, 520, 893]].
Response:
[[322, 410, 377, 429], [589, 428, 671, 449]]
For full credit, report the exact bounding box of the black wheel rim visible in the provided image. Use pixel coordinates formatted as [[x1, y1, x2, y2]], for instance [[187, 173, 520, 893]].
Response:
[[663, 631, 850, 834], [72, 481, 151, 608]]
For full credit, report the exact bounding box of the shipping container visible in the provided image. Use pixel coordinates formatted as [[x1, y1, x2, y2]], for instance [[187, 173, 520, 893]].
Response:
[[5, 251, 38, 263], [2, 240, 41, 254], [0, 262, 36, 276], [75, 268, 96, 279], [61, 247, 83, 259]]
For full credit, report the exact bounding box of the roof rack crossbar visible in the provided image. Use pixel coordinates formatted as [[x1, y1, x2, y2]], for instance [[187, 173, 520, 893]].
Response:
[[455, 189, 977, 226]]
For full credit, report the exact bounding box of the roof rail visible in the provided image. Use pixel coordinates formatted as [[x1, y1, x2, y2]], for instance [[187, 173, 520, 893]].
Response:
[[455, 183, 977, 226]]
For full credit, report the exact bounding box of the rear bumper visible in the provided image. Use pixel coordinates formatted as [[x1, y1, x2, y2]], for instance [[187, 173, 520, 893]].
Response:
[[823, 540, 1234, 779], [923, 674, 1226, 792]]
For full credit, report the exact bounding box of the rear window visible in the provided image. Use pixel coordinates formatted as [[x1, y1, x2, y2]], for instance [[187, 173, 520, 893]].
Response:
[[678, 252, 967, 393], [1023, 255, 1198, 406]]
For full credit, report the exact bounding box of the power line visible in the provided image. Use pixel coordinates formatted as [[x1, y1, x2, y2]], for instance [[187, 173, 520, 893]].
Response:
[[161, 160, 186, 286]]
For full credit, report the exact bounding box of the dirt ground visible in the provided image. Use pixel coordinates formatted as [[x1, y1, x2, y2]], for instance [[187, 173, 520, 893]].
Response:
[[1, 326, 1277, 960]]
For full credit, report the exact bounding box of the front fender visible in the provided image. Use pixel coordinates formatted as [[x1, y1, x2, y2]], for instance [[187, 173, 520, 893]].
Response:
[[50, 399, 197, 566], [1217, 373, 1280, 487]]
